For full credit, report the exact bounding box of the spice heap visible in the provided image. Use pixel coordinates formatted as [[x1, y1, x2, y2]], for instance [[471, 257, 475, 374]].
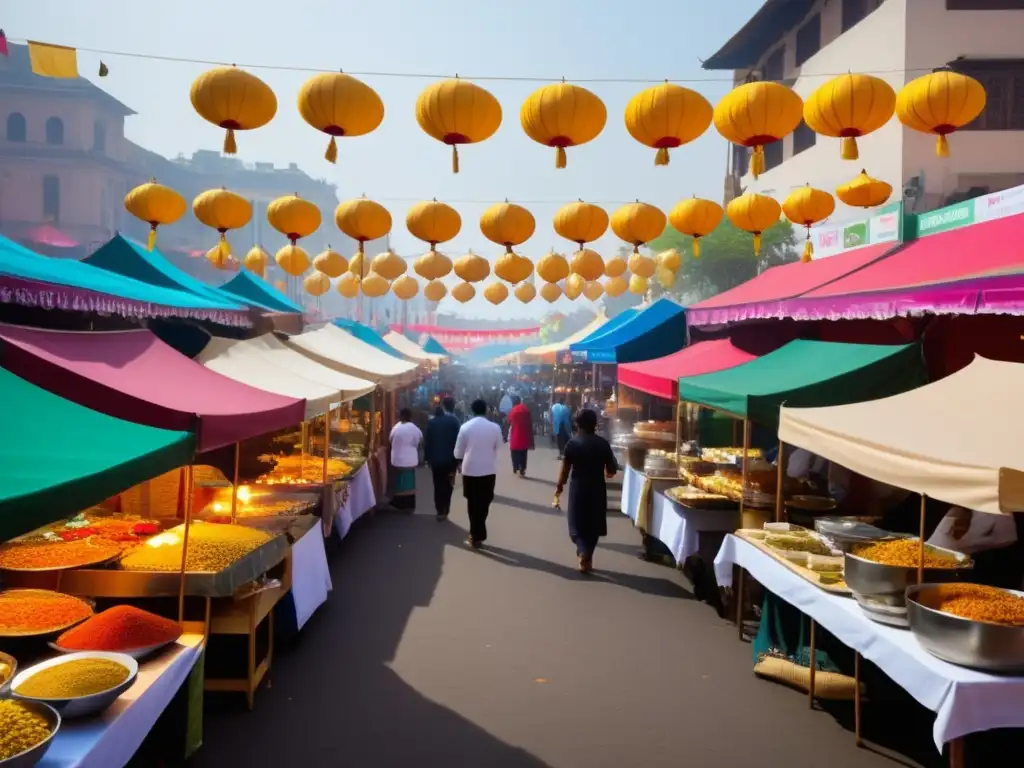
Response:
[[255, 454, 353, 485], [936, 584, 1024, 626], [0, 590, 93, 635], [0, 538, 124, 570], [121, 522, 272, 573], [0, 700, 53, 760], [855, 539, 963, 568], [16, 658, 130, 698], [58, 605, 182, 652]]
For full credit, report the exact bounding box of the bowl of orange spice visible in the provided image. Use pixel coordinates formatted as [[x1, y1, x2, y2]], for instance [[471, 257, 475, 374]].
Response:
[[0, 590, 94, 638], [52, 606, 182, 660]]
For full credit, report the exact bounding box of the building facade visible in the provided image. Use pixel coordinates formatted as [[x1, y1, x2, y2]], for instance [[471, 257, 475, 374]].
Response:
[[706, 0, 1024, 217]]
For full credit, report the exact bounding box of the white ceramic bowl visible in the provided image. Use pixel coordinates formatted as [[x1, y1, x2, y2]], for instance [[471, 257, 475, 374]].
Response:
[[11, 651, 138, 719]]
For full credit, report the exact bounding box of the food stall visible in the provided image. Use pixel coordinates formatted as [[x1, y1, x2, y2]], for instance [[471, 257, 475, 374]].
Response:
[[382, 331, 447, 366]]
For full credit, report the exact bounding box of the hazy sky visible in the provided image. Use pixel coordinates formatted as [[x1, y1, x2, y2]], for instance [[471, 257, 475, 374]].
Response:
[[9, 0, 763, 319]]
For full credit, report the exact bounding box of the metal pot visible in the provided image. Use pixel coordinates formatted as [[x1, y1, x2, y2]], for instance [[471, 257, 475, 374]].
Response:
[[844, 544, 973, 608]]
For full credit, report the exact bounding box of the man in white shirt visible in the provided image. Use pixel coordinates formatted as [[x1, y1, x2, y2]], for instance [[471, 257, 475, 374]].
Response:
[[454, 398, 503, 548], [388, 408, 423, 512]]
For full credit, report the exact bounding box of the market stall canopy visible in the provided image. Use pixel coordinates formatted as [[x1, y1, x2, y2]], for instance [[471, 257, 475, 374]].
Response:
[[779, 356, 1024, 515], [382, 331, 446, 362], [286, 324, 418, 390], [686, 243, 895, 328], [518, 313, 608, 363], [197, 334, 374, 418], [0, 366, 195, 541], [570, 309, 639, 350], [571, 298, 687, 364], [217, 267, 303, 314], [422, 336, 449, 356], [459, 342, 534, 366], [0, 233, 249, 327], [677, 340, 925, 428], [333, 318, 408, 359], [0, 325, 304, 452], [619, 339, 758, 400]]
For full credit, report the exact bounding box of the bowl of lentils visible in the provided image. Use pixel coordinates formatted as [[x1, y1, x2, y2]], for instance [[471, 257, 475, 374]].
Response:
[[0, 698, 60, 767], [11, 652, 137, 719]]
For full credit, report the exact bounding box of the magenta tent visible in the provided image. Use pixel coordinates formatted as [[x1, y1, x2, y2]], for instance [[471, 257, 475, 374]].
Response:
[[0, 324, 305, 451], [618, 339, 758, 400]]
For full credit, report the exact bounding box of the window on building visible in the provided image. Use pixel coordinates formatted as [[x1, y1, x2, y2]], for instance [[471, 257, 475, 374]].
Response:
[[953, 60, 1024, 130], [762, 46, 785, 83], [42, 175, 60, 223], [842, 0, 886, 30], [947, 0, 1024, 9], [6, 113, 26, 142], [792, 121, 817, 155], [763, 139, 784, 172], [45, 117, 64, 146], [92, 121, 106, 152], [795, 14, 821, 66]]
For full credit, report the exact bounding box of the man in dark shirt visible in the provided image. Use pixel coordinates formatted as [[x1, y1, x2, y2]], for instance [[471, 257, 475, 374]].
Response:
[[424, 396, 461, 521]]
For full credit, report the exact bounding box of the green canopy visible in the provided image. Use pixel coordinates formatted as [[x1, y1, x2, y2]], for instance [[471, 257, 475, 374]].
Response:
[[677, 340, 925, 428], [0, 367, 195, 541]]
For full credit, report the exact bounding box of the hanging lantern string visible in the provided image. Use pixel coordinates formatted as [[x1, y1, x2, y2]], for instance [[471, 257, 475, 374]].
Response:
[[5, 35, 953, 84]]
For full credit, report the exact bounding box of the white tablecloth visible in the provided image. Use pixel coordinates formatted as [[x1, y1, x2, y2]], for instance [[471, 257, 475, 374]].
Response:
[[714, 535, 1024, 749], [334, 462, 376, 540], [290, 522, 333, 630], [39, 634, 203, 768], [620, 466, 740, 564]]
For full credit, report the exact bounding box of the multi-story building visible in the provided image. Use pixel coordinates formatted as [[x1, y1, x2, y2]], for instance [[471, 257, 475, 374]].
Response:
[[706, 0, 1024, 216]]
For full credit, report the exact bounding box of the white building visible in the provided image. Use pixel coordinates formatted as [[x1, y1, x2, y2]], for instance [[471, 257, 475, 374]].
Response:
[[705, 0, 1024, 217]]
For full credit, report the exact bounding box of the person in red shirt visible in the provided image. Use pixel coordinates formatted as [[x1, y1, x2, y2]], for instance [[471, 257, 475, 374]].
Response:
[[507, 395, 534, 477]]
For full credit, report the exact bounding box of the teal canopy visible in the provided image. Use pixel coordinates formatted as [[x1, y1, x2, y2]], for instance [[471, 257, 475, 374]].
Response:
[[333, 319, 405, 358], [219, 268, 303, 313], [677, 340, 925, 428], [569, 308, 639, 352], [422, 335, 449, 356], [0, 367, 196, 541]]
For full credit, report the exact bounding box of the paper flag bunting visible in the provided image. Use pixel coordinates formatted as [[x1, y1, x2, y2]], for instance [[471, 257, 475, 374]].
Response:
[[28, 41, 79, 79]]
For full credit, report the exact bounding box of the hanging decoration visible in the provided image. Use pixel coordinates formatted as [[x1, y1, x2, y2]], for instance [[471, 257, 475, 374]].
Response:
[[536, 250, 570, 283], [304, 272, 331, 297], [629, 274, 649, 295], [655, 266, 675, 289], [628, 251, 656, 279], [520, 81, 607, 168], [726, 193, 782, 255], [713, 81, 803, 179], [658, 249, 681, 272], [895, 70, 986, 157], [583, 281, 604, 301], [424, 280, 447, 302], [612, 201, 665, 279], [335, 198, 393, 269], [570, 248, 604, 281], [604, 276, 628, 298], [540, 282, 563, 303], [192, 187, 252, 265], [371, 248, 408, 280], [494, 252, 534, 284], [189, 67, 277, 155], [836, 169, 892, 209], [803, 73, 896, 160], [514, 283, 537, 303], [243, 245, 270, 277], [483, 281, 508, 305], [276, 244, 311, 276], [392, 274, 419, 300], [454, 250, 490, 283], [668, 197, 723, 258], [408, 199, 460, 279], [297, 72, 384, 164], [565, 274, 585, 300], [481, 201, 535, 251], [452, 281, 476, 303], [268, 194, 322, 243], [205, 245, 231, 271], [555, 200, 609, 247], [783, 185, 836, 262], [624, 83, 713, 166], [604, 255, 627, 278], [360, 273, 390, 298], [415, 249, 454, 281], [123, 180, 186, 250], [313, 247, 348, 278], [416, 78, 502, 173], [337, 272, 360, 298]]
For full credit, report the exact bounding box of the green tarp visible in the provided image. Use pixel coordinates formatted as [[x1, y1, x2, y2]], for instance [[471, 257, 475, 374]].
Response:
[[0, 367, 195, 540], [677, 340, 925, 428]]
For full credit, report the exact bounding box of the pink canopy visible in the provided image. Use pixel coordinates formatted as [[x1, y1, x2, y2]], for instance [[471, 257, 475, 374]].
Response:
[[618, 339, 758, 400], [0, 325, 305, 451]]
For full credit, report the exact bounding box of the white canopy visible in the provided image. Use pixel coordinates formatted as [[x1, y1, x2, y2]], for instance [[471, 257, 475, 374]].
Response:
[[196, 334, 375, 419], [778, 356, 1024, 516], [287, 324, 418, 390], [382, 331, 446, 363], [516, 313, 608, 363]]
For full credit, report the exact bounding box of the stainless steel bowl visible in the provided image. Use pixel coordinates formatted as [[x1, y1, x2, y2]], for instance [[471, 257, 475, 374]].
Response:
[[814, 518, 906, 553], [0, 651, 15, 695], [906, 583, 1024, 673], [0, 699, 60, 767], [844, 543, 972, 609], [12, 651, 138, 719]]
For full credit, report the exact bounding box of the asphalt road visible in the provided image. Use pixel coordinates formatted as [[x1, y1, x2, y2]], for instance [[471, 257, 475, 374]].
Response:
[[192, 446, 927, 768]]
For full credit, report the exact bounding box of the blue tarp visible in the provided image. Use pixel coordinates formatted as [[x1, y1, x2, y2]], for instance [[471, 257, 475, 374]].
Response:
[[572, 298, 687, 364], [422, 335, 449, 356], [333, 318, 406, 358], [569, 309, 640, 352], [219, 269, 302, 313]]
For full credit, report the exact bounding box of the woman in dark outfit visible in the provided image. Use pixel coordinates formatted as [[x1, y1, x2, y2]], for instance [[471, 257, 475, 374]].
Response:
[[555, 409, 617, 573]]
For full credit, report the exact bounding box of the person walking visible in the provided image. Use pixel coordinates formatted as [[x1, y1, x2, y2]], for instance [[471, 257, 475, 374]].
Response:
[[550, 398, 572, 459], [424, 396, 461, 522], [507, 395, 533, 477], [555, 408, 617, 573], [388, 408, 423, 512], [498, 390, 514, 443], [454, 398, 502, 549]]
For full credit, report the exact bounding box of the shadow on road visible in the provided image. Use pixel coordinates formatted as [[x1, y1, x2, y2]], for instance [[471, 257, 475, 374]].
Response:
[[494, 493, 562, 516]]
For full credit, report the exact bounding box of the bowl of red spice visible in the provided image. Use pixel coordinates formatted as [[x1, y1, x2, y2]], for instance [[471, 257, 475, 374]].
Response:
[[52, 606, 182, 660]]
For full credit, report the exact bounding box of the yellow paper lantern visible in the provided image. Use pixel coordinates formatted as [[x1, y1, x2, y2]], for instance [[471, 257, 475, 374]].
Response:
[[583, 280, 604, 301], [604, 276, 628, 297], [304, 272, 331, 297], [206, 245, 231, 270], [243, 246, 270, 277], [604, 256, 627, 278], [714, 82, 803, 179], [494, 251, 534, 284], [313, 248, 348, 278], [520, 82, 607, 168], [803, 73, 896, 160], [407, 199, 461, 247], [726, 193, 782, 255], [276, 244, 311, 277], [335, 198, 393, 256], [570, 248, 604, 281], [371, 248, 408, 280], [480, 202, 536, 251], [554, 201, 609, 247], [348, 251, 369, 279], [193, 188, 252, 262], [895, 70, 986, 157], [565, 274, 585, 300], [337, 272, 360, 298], [655, 266, 675, 289], [836, 169, 892, 209], [267, 195, 321, 244], [297, 72, 384, 164], [536, 251, 570, 283], [658, 249, 681, 271], [414, 249, 454, 280], [624, 83, 713, 166], [452, 281, 476, 303], [415, 78, 502, 173], [483, 281, 509, 305], [540, 282, 563, 303], [629, 274, 649, 295], [611, 202, 667, 263], [514, 283, 537, 303], [392, 274, 419, 300], [190, 67, 277, 154], [783, 185, 836, 262], [124, 180, 186, 250], [454, 250, 490, 283], [424, 280, 447, 302], [628, 252, 656, 279], [668, 197, 724, 258], [360, 273, 390, 298]]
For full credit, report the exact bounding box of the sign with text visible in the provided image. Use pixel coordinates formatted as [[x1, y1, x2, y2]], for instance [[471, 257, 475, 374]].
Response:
[[809, 202, 902, 260]]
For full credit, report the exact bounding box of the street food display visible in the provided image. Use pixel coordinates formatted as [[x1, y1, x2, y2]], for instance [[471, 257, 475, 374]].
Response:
[[0, 590, 94, 637], [690, 469, 744, 502], [0, 652, 13, 689], [633, 420, 676, 443], [0, 699, 57, 761], [56, 606, 182, 654], [0, 538, 124, 572], [854, 538, 962, 569], [643, 449, 680, 479], [735, 527, 849, 592], [199, 486, 319, 522], [764, 531, 833, 557], [255, 453, 354, 485], [121, 522, 274, 573], [700, 446, 763, 464], [15, 657, 131, 699], [935, 584, 1024, 626], [664, 485, 734, 509]]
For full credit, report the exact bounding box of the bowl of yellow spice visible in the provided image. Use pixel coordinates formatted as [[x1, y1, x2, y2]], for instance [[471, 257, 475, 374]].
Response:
[[0, 699, 60, 767], [11, 652, 137, 719]]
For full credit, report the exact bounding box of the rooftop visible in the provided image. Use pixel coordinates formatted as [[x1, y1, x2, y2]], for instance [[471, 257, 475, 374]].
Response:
[[702, 0, 815, 70]]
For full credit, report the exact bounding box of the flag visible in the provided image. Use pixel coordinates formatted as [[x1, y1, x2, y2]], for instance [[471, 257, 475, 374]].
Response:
[[0, 30, 9, 57], [28, 41, 79, 79]]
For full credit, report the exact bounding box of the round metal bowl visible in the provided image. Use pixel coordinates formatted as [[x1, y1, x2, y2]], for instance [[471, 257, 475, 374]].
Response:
[[906, 583, 1024, 673], [11, 651, 138, 719], [814, 518, 904, 553], [0, 650, 16, 695], [844, 543, 972, 610], [0, 699, 60, 767]]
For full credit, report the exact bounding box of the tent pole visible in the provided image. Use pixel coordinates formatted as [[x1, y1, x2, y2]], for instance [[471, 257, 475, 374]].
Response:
[[740, 419, 751, 519], [230, 442, 240, 524], [177, 465, 195, 623], [323, 404, 331, 484], [918, 494, 927, 584], [775, 439, 784, 523]]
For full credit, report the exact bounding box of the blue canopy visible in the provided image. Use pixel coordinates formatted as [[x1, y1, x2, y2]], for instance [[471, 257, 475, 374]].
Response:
[[422, 335, 449, 356], [219, 268, 302, 313], [572, 298, 687, 364], [569, 309, 639, 353], [458, 342, 532, 365], [333, 318, 406, 358]]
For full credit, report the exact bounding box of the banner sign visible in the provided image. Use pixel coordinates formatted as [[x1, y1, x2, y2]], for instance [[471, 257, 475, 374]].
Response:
[[809, 202, 902, 260]]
